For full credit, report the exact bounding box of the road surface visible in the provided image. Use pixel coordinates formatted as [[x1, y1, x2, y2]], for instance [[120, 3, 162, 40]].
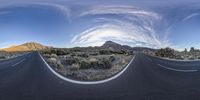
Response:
[[0, 52, 200, 100]]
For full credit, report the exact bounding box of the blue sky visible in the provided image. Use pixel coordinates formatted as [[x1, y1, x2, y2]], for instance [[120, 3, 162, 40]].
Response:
[[0, 0, 200, 50]]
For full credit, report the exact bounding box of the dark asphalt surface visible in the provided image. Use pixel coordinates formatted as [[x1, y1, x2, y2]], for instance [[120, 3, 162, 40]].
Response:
[[0, 52, 200, 100]]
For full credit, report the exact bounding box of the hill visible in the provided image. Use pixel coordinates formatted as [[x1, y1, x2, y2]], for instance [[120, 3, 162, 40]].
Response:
[[1, 42, 49, 52], [101, 41, 157, 52], [101, 41, 132, 51]]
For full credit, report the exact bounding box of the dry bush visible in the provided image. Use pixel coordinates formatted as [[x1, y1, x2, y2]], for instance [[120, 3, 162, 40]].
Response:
[[70, 64, 80, 70], [65, 57, 78, 65], [155, 47, 176, 58], [0, 55, 6, 59], [47, 56, 64, 70]]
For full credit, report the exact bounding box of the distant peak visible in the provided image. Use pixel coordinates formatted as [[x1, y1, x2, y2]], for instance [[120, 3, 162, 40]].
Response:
[[103, 41, 121, 45], [105, 41, 117, 43], [101, 41, 130, 51]]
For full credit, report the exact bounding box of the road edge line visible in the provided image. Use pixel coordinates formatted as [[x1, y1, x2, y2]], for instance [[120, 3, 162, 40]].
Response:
[[157, 64, 198, 72], [145, 53, 200, 62]]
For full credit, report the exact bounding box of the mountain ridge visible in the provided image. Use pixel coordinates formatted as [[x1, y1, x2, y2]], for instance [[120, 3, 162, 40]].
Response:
[[1, 41, 157, 52], [1, 42, 49, 52], [101, 41, 157, 52]]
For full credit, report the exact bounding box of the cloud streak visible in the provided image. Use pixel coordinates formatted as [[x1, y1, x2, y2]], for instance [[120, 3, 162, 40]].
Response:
[[0, 3, 70, 21], [72, 6, 170, 48], [182, 13, 200, 22], [29, 2, 71, 21], [80, 6, 161, 20]]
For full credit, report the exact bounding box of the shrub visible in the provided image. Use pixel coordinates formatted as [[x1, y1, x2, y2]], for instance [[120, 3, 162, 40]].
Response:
[[70, 47, 81, 52], [99, 49, 111, 55], [0, 56, 6, 59], [155, 47, 176, 58], [90, 52, 99, 56], [50, 54, 58, 58], [42, 50, 51, 55], [79, 58, 112, 69], [89, 58, 98, 62], [77, 53, 89, 58], [89, 58, 99, 67], [49, 58, 57, 63], [113, 50, 126, 54], [70, 53, 76, 57], [51, 49, 69, 56], [98, 58, 112, 69], [79, 61, 91, 69], [65, 57, 78, 65], [70, 64, 80, 70], [48, 57, 63, 70], [109, 56, 116, 62], [56, 50, 69, 56]]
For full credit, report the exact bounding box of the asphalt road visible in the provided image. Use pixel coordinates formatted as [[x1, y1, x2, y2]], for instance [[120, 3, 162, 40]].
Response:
[[0, 52, 200, 100]]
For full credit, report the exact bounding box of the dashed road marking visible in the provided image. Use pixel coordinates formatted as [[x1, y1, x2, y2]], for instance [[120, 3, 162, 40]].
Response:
[[11, 59, 26, 67]]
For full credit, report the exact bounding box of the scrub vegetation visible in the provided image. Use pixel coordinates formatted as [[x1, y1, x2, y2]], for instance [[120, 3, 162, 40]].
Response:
[[155, 47, 200, 60], [42, 41, 134, 81], [0, 51, 28, 60]]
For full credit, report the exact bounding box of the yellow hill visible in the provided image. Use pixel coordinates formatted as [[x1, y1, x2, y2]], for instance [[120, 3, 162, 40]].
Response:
[[1, 42, 49, 52]]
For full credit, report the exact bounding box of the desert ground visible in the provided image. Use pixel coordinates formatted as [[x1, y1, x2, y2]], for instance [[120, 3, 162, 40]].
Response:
[[41, 47, 134, 81], [0, 51, 28, 60]]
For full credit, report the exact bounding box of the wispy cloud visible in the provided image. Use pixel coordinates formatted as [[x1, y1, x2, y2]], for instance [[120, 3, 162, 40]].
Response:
[[80, 6, 161, 20], [0, 3, 71, 21], [182, 13, 200, 22], [0, 11, 11, 15], [72, 6, 170, 48], [29, 2, 71, 20]]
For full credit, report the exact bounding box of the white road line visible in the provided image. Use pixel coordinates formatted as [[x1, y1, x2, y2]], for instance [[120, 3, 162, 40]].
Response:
[[39, 53, 136, 85], [164, 63, 200, 67], [144, 53, 200, 62], [157, 64, 198, 72], [11, 58, 26, 67]]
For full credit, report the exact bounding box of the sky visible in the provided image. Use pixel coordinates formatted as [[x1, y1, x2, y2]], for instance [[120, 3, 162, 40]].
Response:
[[0, 0, 200, 50]]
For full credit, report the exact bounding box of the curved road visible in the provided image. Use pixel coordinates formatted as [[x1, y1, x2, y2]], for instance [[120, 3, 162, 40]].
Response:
[[0, 52, 200, 100]]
